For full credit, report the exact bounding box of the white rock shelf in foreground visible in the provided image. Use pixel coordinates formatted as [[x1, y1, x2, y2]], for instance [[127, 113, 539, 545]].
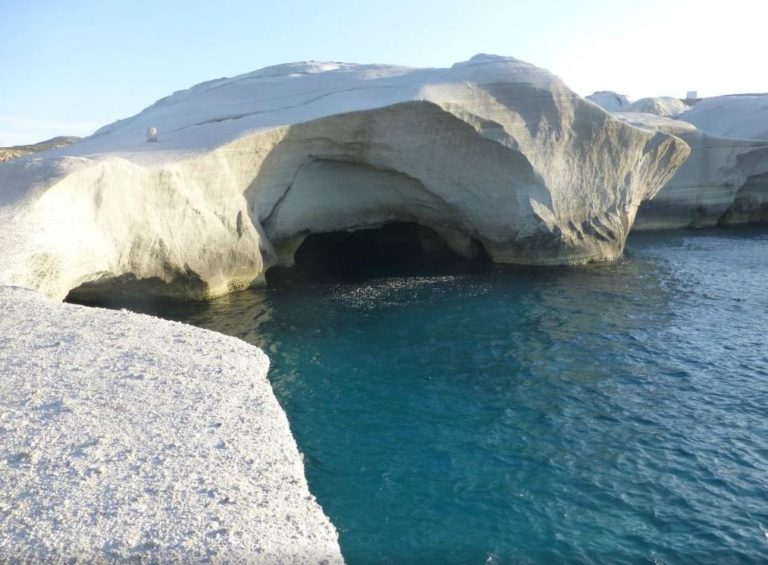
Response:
[[0, 286, 343, 563]]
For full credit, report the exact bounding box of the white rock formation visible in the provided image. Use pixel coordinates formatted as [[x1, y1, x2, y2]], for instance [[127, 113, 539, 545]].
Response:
[[626, 97, 689, 118], [0, 285, 343, 563], [678, 94, 768, 140], [587, 91, 689, 118], [0, 55, 689, 300], [587, 91, 631, 112], [589, 91, 768, 229], [613, 112, 768, 229]]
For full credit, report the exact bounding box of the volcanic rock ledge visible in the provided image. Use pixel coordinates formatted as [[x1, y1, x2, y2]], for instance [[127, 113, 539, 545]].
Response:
[[590, 92, 768, 229], [0, 286, 343, 563], [0, 55, 689, 301]]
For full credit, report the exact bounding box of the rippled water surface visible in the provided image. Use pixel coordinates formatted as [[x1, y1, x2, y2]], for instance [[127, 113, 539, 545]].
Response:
[[111, 228, 768, 563]]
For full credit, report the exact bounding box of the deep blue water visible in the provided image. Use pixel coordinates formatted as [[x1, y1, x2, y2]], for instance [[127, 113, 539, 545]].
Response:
[[98, 228, 768, 563]]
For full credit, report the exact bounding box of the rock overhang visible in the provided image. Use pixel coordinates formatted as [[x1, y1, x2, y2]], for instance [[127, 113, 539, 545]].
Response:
[[0, 56, 691, 301]]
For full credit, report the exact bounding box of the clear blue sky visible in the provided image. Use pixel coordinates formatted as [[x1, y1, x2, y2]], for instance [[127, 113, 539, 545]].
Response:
[[1, 0, 765, 145]]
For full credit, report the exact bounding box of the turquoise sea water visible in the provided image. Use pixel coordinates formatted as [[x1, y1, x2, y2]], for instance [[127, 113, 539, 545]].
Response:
[[88, 228, 768, 563]]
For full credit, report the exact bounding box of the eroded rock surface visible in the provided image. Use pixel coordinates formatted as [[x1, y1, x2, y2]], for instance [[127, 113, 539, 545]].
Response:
[[0, 55, 689, 300], [0, 286, 343, 563], [611, 112, 768, 230], [678, 94, 768, 140], [587, 92, 689, 118], [0, 136, 81, 162]]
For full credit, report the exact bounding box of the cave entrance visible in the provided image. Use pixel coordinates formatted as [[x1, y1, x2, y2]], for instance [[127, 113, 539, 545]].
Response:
[[266, 222, 490, 285]]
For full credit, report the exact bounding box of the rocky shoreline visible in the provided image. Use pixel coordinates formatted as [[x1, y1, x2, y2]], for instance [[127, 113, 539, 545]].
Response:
[[2, 54, 767, 562], [0, 286, 343, 562]]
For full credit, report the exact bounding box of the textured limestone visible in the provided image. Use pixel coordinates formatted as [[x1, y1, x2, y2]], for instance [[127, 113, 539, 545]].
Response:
[[678, 94, 768, 140], [0, 136, 81, 163], [586, 91, 632, 112], [720, 145, 768, 225], [613, 112, 768, 229], [587, 92, 688, 118], [625, 97, 689, 118], [0, 55, 689, 300], [0, 286, 343, 563]]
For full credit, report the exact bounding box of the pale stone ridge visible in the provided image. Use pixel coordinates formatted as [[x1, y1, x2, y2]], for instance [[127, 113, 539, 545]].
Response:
[[0, 55, 689, 300], [0, 136, 81, 163], [587, 92, 689, 118], [0, 285, 344, 563], [626, 97, 689, 118], [586, 91, 632, 113], [612, 112, 768, 229], [678, 94, 768, 141]]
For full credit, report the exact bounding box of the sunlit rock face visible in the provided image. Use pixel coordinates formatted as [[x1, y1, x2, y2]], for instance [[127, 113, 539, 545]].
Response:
[[0, 286, 344, 563], [679, 94, 768, 141], [612, 112, 768, 230], [0, 55, 689, 301], [587, 92, 689, 118], [586, 91, 632, 113], [0, 136, 81, 162], [626, 97, 689, 118], [722, 146, 768, 225]]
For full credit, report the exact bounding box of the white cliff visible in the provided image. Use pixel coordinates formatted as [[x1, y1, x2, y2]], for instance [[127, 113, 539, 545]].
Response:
[[617, 113, 767, 229], [614, 95, 768, 230], [0, 285, 343, 563], [586, 91, 632, 112], [0, 55, 689, 301], [588, 89, 768, 229], [678, 94, 768, 140], [626, 97, 689, 118], [587, 92, 689, 118]]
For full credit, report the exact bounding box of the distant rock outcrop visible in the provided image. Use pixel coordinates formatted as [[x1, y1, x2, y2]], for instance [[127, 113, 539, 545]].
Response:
[[678, 94, 768, 140], [589, 89, 768, 229], [588, 91, 688, 118], [626, 97, 688, 118], [0, 55, 689, 300], [587, 91, 631, 112], [612, 112, 768, 229], [0, 136, 81, 162]]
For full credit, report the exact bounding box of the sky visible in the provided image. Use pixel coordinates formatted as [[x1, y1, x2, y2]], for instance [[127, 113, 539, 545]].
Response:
[[1, 0, 766, 145]]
